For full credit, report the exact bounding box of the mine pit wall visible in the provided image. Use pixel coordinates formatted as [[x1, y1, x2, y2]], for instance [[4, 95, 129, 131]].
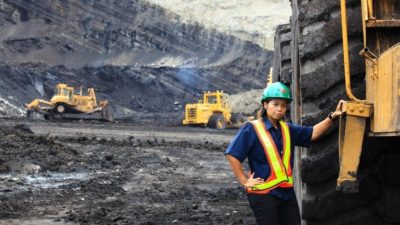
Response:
[[0, 0, 272, 119], [273, 0, 400, 224]]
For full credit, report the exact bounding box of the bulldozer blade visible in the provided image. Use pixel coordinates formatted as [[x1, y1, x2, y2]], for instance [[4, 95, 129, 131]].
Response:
[[337, 114, 366, 193]]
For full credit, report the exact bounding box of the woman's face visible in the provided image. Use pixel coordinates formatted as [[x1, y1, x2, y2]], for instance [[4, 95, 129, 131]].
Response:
[[263, 99, 288, 121]]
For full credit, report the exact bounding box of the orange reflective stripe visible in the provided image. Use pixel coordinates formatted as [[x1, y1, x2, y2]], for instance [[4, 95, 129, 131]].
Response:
[[250, 120, 288, 192]]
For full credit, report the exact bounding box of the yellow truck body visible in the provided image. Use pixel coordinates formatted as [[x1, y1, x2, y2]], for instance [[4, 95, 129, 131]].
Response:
[[182, 91, 245, 129], [338, 0, 400, 192]]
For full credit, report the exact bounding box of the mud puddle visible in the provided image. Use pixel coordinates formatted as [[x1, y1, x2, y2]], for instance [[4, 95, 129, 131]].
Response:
[[0, 172, 90, 189]]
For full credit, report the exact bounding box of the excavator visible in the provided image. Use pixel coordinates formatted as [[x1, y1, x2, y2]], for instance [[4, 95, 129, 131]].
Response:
[[338, 0, 400, 192], [26, 83, 113, 121]]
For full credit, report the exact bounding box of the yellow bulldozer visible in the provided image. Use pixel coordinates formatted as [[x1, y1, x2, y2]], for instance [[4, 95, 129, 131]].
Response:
[[26, 83, 113, 121], [182, 90, 247, 129], [337, 0, 400, 192]]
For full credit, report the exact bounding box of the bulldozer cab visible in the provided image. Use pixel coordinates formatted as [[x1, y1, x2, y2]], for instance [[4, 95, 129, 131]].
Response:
[[205, 95, 217, 104], [203, 91, 228, 108], [53, 83, 74, 103], [338, 0, 400, 192]]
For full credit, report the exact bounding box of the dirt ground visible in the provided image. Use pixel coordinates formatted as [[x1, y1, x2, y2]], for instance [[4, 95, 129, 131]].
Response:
[[0, 118, 255, 225]]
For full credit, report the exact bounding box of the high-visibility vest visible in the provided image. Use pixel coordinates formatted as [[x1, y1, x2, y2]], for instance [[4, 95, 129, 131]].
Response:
[[246, 119, 292, 194]]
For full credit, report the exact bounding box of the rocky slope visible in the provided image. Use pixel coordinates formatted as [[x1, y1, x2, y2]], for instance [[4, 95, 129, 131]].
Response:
[[0, 0, 273, 121], [146, 0, 291, 49]]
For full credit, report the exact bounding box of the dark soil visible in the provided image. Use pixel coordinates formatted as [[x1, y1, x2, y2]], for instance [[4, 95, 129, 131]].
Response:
[[0, 118, 255, 225]]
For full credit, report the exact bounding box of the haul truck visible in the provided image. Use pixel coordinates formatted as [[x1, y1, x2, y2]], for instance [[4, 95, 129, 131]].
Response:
[[338, 0, 400, 192]]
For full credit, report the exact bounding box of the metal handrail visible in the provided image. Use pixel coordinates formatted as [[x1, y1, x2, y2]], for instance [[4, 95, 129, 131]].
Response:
[[340, 0, 365, 102]]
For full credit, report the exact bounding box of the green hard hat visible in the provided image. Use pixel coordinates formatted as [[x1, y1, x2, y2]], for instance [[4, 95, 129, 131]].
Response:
[[261, 82, 292, 103]]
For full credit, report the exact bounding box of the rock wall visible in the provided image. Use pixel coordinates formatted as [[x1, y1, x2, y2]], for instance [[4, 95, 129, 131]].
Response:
[[0, 0, 272, 119]]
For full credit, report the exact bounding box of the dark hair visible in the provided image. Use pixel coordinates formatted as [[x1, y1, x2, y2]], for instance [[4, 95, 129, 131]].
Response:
[[259, 107, 267, 120], [260, 99, 270, 120]]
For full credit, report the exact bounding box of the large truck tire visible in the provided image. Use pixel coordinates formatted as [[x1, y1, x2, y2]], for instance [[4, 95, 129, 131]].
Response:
[[230, 113, 247, 128], [208, 113, 226, 129], [273, 1, 400, 224]]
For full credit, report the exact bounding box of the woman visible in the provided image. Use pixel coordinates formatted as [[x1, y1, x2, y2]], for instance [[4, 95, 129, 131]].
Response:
[[225, 82, 343, 225]]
